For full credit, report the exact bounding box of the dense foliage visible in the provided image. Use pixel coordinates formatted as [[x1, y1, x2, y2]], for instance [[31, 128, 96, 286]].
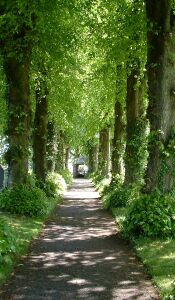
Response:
[[0, 218, 17, 264], [102, 183, 139, 210], [123, 191, 175, 237], [0, 185, 48, 217], [0, 0, 175, 296]]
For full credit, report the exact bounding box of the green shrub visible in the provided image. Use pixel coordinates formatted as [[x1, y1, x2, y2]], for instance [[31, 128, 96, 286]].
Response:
[[26, 173, 37, 187], [36, 179, 58, 198], [91, 171, 103, 185], [59, 169, 73, 185], [102, 182, 139, 210], [0, 185, 48, 217], [102, 180, 117, 196], [103, 188, 126, 209], [100, 174, 124, 197], [47, 172, 67, 192], [0, 218, 17, 263], [36, 172, 69, 197], [96, 177, 111, 194], [123, 191, 175, 237]]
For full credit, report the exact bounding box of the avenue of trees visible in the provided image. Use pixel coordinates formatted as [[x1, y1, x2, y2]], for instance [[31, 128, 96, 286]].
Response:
[[0, 0, 175, 236]]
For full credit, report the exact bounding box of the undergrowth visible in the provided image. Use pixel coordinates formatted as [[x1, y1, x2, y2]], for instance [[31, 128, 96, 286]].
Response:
[[123, 191, 175, 238], [59, 169, 73, 186], [0, 185, 48, 217], [94, 175, 175, 299], [0, 213, 43, 285], [0, 171, 67, 286]]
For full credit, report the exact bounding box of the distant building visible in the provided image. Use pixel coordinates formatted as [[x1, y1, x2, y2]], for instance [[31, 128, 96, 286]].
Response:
[[73, 156, 88, 178]]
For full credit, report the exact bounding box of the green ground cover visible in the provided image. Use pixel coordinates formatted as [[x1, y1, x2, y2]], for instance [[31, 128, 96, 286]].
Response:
[[0, 195, 62, 286], [0, 171, 72, 286], [112, 207, 175, 299]]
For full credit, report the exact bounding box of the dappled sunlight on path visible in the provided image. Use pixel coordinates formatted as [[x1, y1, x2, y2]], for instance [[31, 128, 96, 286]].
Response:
[[0, 179, 160, 299]]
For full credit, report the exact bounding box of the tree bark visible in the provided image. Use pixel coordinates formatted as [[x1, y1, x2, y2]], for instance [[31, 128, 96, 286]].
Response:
[[112, 101, 125, 177], [46, 121, 56, 172], [124, 66, 140, 186], [144, 0, 175, 192], [124, 66, 147, 186], [5, 56, 31, 186], [55, 131, 65, 172], [65, 147, 69, 169], [111, 66, 125, 177], [98, 127, 110, 177], [33, 81, 48, 182], [88, 143, 98, 174]]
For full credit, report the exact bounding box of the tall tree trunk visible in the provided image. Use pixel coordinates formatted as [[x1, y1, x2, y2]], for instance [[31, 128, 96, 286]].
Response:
[[144, 0, 175, 192], [124, 66, 140, 186], [111, 66, 125, 177], [98, 127, 110, 177], [46, 121, 56, 172], [65, 147, 69, 169], [55, 131, 65, 172], [88, 143, 98, 174], [5, 56, 31, 186], [93, 144, 98, 172], [88, 148, 94, 174], [112, 101, 125, 177], [33, 81, 48, 182], [124, 67, 147, 186]]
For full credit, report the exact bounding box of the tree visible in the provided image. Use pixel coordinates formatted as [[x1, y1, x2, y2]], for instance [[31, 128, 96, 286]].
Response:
[[144, 0, 175, 192], [124, 65, 146, 186], [0, 1, 55, 185], [87, 140, 98, 174], [33, 69, 48, 181], [111, 65, 125, 177], [55, 131, 65, 172], [46, 121, 57, 173], [98, 127, 110, 176]]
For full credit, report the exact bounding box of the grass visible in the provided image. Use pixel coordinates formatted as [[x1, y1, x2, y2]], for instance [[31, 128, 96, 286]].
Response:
[[135, 238, 175, 299], [112, 206, 175, 299], [0, 195, 62, 286]]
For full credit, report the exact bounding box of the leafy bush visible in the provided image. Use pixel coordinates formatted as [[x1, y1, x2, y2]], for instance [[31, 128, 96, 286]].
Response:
[[96, 177, 111, 194], [36, 179, 58, 198], [102, 181, 139, 210], [123, 191, 175, 237], [0, 185, 48, 217], [91, 171, 104, 185], [47, 172, 67, 192], [0, 218, 17, 263], [59, 169, 73, 185], [103, 188, 125, 209], [26, 173, 37, 187]]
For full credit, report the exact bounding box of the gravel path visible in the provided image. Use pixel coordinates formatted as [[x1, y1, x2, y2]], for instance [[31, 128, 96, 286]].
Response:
[[0, 179, 160, 300]]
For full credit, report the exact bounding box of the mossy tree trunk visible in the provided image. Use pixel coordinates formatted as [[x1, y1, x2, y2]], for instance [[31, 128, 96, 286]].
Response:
[[93, 144, 98, 172], [33, 79, 48, 182], [55, 131, 65, 172], [65, 147, 69, 169], [112, 101, 125, 177], [5, 55, 31, 186], [46, 121, 56, 172], [125, 65, 146, 185], [98, 127, 110, 177], [144, 0, 175, 192], [88, 143, 98, 174], [111, 66, 125, 177]]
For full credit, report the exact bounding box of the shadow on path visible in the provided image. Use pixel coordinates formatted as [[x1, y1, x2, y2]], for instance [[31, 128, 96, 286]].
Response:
[[0, 179, 160, 300]]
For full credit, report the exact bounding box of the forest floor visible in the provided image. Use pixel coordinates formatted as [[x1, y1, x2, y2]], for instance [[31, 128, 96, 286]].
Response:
[[0, 179, 160, 300]]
